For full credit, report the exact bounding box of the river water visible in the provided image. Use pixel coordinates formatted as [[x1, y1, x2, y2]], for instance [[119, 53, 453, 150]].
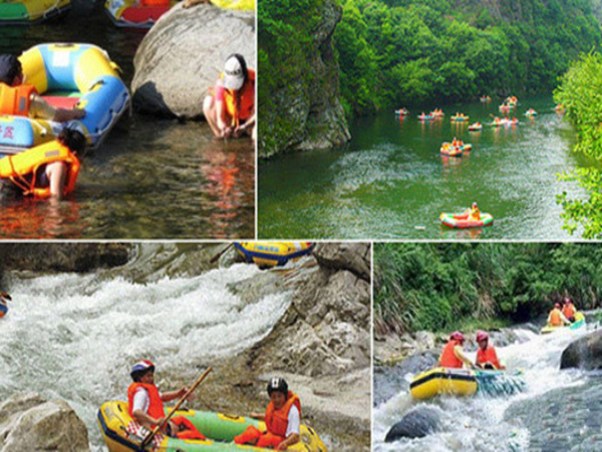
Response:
[[373, 324, 601, 451], [0, 245, 293, 450], [259, 97, 596, 239], [0, 0, 254, 239]]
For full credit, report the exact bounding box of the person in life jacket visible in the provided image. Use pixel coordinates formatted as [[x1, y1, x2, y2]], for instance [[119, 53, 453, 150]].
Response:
[[0, 126, 86, 200], [0, 54, 85, 122], [0, 291, 11, 318], [203, 54, 256, 141], [464, 201, 480, 221], [475, 331, 505, 370], [127, 360, 206, 441], [547, 303, 571, 327], [438, 331, 475, 369], [234, 377, 301, 450], [562, 297, 577, 322]]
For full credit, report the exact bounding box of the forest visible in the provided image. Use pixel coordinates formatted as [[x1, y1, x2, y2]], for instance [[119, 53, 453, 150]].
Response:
[[374, 243, 602, 335]]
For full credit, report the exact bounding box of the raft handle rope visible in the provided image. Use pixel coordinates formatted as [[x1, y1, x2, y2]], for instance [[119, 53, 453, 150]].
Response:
[[7, 155, 36, 195]]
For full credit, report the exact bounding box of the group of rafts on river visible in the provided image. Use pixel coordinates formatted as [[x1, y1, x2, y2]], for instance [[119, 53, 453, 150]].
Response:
[[396, 96, 565, 230], [1, 242, 325, 451], [0, 0, 255, 200], [407, 297, 584, 403]]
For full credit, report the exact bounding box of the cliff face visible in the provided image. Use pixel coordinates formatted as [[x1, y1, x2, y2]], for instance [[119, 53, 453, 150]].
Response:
[[258, 0, 350, 158]]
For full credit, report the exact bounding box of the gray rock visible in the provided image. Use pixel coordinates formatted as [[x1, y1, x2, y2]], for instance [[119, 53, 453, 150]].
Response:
[[385, 407, 442, 441], [0, 393, 89, 451], [132, 4, 255, 117], [561, 329, 602, 370], [313, 243, 370, 282], [259, 0, 350, 157]]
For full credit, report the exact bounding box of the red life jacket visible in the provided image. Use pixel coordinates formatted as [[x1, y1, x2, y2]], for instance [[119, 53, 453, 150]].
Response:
[[222, 69, 255, 126], [264, 391, 301, 437], [0, 83, 36, 117], [476, 345, 502, 369], [127, 383, 165, 423], [562, 303, 575, 319], [171, 416, 206, 440], [439, 340, 463, 368]]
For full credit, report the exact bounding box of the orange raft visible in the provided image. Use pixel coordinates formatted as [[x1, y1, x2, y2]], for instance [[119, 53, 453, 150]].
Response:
[[440, 212, 494, 229], [440, 142, 472, 157]]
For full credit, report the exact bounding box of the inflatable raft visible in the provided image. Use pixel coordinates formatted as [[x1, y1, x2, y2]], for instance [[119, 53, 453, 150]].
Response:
[[525, 109, 538, 117], [395, 108, 409, 116], [234, 242, 313, 268], [440, 212, 493, 229], [0, 43, 130, 155], [410, 367, 525, 400], [540, 312, 586, 334], [98, 400, 326, 452], [105, 0, 177, 28], [418, 114, 433, 121], [0, 0, 71, 24], [450, 115, 469, 122], [439, 143, 466, 157], [0, 304, 7, 318], [468, 123, 482, 131]]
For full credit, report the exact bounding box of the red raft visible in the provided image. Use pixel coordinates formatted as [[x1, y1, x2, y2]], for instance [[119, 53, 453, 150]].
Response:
[[440, 212, 494, 229]]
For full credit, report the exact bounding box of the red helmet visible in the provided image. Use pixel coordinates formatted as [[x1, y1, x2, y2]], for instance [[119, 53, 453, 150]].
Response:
[[476, 331, 489, 342], [130, 360, 155, 381], [450, 331, 465, 343], [554, 303, 561, 309]]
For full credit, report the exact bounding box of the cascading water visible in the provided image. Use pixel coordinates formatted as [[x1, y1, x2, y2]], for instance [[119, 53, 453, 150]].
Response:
[[0, 261, 292, 451], [373, 325, 600, 451]]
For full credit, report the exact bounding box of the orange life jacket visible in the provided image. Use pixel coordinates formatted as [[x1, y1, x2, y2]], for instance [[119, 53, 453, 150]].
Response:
[[0, 140, 80, 198], [549, 308, 562, 326], [476, 345, 502, 369], [127, 382, 165, 423], [222, 69, 255, 127], [470, 207, 481, 221], [0, 83, 36, 117], [171, 416, 206, 440], [265, 391, 301, 437], [562, 303, 575, 319], [439, 340, 463, 368]]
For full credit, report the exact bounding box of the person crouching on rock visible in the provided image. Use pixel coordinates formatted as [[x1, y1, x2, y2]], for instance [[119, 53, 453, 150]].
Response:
[[128, 360, 206, 440], [203, 54, 255, 141], [439, 331, 475, 369], [234, 377, 301, 450]]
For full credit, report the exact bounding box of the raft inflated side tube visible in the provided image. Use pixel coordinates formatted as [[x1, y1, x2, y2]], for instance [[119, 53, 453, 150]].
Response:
[[0, 0, 72, 24], [410, 367, 478, 400], [234, 242, 314, 268], [440, 212, 494, 229]]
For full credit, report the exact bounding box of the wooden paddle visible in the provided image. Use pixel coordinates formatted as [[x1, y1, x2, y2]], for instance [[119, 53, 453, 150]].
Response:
[[140, 367, 213, 449], [210, 243, 234, 264]]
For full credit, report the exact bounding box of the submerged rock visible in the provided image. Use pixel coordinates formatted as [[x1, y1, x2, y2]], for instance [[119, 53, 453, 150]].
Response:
[[132, 4, 255, 117], [385, 407, 442, 441], [561, 329, 602, 370], [0, 393, 89, 451]]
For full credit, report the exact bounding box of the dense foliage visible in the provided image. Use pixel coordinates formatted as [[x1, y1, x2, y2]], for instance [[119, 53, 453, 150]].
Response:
[[554, 52, 602, 238], [333, 0, 602, 117], [374, 243, 602, 334]]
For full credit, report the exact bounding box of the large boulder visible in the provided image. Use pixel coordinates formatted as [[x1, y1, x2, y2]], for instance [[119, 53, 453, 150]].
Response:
[[313, 243, 370, 282], [132, 4, 255, 117], [0, 393, 89, 451], [384, 407, 442, 442], [258, 0, 350, 157], [560, 329, 602, 370]]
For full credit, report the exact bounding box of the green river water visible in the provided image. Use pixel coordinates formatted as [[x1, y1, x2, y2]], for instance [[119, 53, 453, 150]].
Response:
[[259, 97, 596, 239]]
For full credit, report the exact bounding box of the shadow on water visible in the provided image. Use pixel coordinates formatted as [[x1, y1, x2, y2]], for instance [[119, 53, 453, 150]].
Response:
[[0, 0, 254, 239]]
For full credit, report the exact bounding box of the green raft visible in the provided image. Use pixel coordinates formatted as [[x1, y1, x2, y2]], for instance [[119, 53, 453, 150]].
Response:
[[98, 400, 327, 451]]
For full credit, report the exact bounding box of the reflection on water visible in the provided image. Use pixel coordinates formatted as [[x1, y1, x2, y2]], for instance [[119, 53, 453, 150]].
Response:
[[0, 1, 254, 239]]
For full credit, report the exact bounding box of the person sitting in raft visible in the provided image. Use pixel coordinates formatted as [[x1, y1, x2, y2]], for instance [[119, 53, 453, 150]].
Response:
[[0, 291, 11, 318], [0, 54, 86, 123], [234, 377, 301, 450], [463, 201, 480, 221], [562, 297, 577, 322], [203, 54, 255, 141], [439, 331, 475, 369], [547, 303, 571, 327], [128, 360, 206, 440], [475, 331, 505, 370]]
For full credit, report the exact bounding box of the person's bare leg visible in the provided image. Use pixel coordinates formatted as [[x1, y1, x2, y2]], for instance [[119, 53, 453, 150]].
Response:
[[46, 162, 67, 200], [203, 95, 222, 137]]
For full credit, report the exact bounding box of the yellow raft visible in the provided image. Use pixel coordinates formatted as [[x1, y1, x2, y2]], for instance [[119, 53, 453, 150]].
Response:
[[0, 0, 71, 24], [410, 367, 477, 399], [212, 0, 255, 10], [540, 312, 585, 334], [98, 400, 326, 451], [234, 242, 314, 268]]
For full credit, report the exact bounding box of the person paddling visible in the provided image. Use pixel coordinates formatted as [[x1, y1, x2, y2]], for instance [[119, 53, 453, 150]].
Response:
[[234, 377, 301, 450], [547, 303, 571, 327], [127, 360, 206, 440], [438, 331, 475, 369], [0, 291, 11, 318], [475, 331, 505, 370]]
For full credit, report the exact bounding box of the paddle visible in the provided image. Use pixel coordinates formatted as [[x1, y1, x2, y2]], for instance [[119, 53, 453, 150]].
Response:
[[210, 243, 234, 264], [140, 367, 213, 450]]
